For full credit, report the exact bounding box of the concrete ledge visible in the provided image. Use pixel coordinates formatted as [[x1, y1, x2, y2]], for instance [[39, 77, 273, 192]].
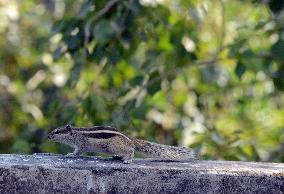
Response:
[[0, 154, 283, 194]]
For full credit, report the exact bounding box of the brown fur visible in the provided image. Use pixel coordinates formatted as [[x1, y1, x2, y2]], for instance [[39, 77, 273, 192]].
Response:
[[48, 125, 196, 163]]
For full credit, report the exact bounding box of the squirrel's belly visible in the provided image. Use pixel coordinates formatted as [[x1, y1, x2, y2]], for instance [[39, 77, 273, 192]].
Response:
[[87, 136, 132, 155], [87, 138, 117, 154]]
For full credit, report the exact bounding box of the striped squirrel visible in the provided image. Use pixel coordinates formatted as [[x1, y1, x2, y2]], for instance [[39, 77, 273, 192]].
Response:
[[48, 125, 197, 164]]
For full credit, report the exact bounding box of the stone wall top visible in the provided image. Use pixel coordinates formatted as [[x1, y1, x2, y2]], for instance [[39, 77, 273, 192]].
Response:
[[0, 154, 283, 194]]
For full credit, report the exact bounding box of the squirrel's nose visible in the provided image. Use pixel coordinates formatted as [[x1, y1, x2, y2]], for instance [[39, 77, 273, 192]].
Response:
[[47, 134, 52, 139]]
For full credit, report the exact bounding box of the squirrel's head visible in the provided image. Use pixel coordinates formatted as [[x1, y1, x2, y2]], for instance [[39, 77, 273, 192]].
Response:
[[48, 124, 74, 142]]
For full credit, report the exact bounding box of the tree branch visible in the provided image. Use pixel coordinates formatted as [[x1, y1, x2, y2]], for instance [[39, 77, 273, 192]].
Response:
[[84, 0, 119, 57]]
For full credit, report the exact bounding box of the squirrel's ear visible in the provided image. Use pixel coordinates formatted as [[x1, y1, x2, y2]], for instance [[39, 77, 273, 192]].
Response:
[[66, 124, 72, 131], [66, 124, 74, 135]]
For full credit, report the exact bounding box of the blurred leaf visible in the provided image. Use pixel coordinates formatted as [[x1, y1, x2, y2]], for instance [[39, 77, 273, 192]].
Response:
[[65, 35, 81, 51], [235, 61, 246, 79], [52, 47, 64, 60], [271, 39, 284, 62], [77, 2, 94, 18], [268, 0, 284, 13], [211, 132, 225, 146], [40, 140, 57, 153], [147, 79, 161, 95], [250, 144, 261, 161], [147, 71, 161, 95], [52, 21, 65, 34], [93, 20, 115, 44], [12, 139, 30, 154], [172, 90, 187, 107], [129, 75, 144, 87], [131, 105, 146, 119]]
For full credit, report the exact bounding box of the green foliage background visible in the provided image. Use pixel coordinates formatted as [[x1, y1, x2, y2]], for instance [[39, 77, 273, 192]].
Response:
[[0, 0, 283, 162]]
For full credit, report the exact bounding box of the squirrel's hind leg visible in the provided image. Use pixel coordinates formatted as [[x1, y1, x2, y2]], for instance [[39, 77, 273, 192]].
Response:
[[66, 146, 84, 157], [122, 149, 134, 164]]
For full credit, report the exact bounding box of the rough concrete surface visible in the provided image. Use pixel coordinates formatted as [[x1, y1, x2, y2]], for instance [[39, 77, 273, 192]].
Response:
[[0, 154, 283, 194]]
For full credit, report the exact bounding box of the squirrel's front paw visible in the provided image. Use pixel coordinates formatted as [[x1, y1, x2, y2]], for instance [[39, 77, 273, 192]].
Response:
[[65, 153, 76, 157], [123, 159, 133, 164]]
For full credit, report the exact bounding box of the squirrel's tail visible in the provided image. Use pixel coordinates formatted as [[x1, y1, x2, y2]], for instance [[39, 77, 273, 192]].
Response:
[[132, 138, 197, 160]]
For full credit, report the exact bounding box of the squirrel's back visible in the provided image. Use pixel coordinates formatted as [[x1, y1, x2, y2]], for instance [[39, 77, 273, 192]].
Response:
[[132, 138, 197, 160]]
